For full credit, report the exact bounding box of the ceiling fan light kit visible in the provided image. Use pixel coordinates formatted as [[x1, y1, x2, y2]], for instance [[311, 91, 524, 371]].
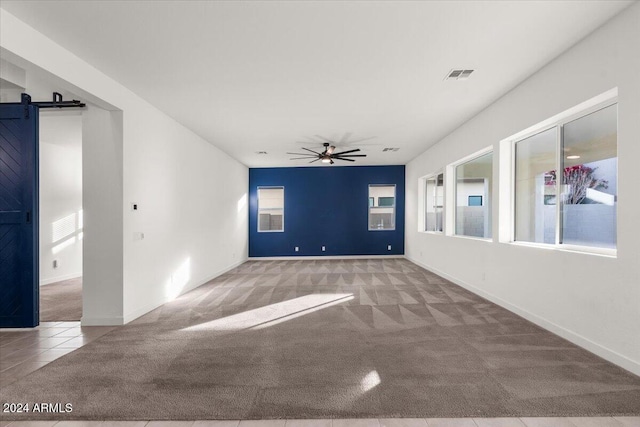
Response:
[[287, 142, 367, 165]]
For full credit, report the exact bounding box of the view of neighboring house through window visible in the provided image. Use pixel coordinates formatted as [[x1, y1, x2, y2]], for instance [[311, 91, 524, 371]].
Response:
[[424, 173, 444, 232], [514, 102, 617, 250], [455, 152, 492, 238], [561, 104, 617, 248], [369, 185, 395, 230], [257, 187, 284, 232], [515, 128, 557, 244]]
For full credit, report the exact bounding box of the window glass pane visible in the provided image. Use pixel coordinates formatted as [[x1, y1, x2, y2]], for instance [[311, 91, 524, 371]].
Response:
[[468, 196, 482, 206], [515, 128, 557, 244], [455, 153, 492, 238], [257, 187, 284, 232], [561, 104, 617, 248], [369, 185, 395, 230], [424, 173, 443, 232]]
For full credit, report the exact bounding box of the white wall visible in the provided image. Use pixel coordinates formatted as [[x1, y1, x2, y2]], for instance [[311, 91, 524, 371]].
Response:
[[1, 9, 249, 325], [406, 3, 640, 375], [39, 114, 83, 285], [82, 106, 124, 325]]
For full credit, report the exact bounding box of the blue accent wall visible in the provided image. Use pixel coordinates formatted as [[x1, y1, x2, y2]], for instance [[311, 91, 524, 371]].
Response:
[[249, 165, 405, 257]]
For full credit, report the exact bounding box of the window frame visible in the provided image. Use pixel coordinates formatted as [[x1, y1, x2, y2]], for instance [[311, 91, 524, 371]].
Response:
[[500, 89, 618, 257], [368, 184, 396, 231], [449, 147, 494, 241], [420, 171, 445, 234], [257, 186, 285, 233]]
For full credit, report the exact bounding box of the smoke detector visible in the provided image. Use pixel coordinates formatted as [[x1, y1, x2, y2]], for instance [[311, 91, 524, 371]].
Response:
[[445, 69, 474, 81]]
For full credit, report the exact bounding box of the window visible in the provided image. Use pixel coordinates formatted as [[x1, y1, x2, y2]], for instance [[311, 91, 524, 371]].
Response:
[[378, 197, 395, 207], [369, 185, 395, 230], [257, 187, 284, 232], [515, 128, 557, 244], [424, 173, 444, 232], [468, 196, 483, 206], [561, 105, 617, 248], [513, 101, 617, 250], [455, 152, 492, 238]]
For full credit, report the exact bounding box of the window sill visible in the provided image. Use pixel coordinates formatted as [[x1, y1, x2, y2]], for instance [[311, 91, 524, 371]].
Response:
[[505, 241, 617, 258]]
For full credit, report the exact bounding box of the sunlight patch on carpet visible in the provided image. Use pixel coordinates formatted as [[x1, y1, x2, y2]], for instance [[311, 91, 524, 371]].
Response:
[[183, 293, 354, 331]]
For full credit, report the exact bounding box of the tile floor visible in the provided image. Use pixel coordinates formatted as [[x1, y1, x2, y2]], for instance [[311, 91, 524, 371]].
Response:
[[1, 418, 640, 426], [0, 322, 115, 387], [1, 324, 639, 426]]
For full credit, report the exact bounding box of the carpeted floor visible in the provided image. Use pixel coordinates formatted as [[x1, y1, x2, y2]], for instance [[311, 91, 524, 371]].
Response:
[[2, 259, 640, 420], [39, 277, 83, 321]]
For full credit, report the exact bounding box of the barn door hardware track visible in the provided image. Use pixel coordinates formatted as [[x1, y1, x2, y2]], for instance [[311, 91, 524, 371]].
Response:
[[23, 92, 86, 109]]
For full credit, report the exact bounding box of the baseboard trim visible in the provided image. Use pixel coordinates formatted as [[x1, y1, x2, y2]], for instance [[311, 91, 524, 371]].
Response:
[[81, 315, 124, 326], [122, 258, 248, 324], [248, 255, 404, 261], [40, 272, 82, 286], [406, 255, 640, 377]]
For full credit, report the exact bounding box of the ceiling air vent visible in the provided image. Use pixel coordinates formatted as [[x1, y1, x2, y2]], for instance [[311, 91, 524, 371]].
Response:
[[383, 148, 400, 152], [445, 69, 474, 81], [255, 151, 268, 155]]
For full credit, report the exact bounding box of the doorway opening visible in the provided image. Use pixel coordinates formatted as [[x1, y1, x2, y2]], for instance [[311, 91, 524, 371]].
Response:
[[38, 110, 83, 322], [1, 53, 124, 328]]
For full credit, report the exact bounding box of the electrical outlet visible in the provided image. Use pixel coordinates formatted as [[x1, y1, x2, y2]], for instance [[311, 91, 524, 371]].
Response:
[[133, 232, 145, 241], [322, 246, 326, 252], [53, 260, 58, 269], [387, 245, 392, 251], [131, 203, 138, 211], [295, 246, 299, 252]]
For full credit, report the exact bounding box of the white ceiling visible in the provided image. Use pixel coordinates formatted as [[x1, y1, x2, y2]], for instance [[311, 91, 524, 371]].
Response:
[[0, 1, 632, 167]]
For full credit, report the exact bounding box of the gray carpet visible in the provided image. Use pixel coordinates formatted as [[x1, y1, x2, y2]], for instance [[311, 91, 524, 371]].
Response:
[[39, 277, 82, 321], [2, 259, 640, 420]]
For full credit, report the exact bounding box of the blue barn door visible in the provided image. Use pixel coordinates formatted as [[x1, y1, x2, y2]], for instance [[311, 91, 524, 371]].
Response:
[[0, 95, 39, 327]]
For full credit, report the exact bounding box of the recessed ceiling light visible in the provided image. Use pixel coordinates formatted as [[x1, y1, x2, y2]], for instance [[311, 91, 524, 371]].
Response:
[[566, 155, 581, 160]]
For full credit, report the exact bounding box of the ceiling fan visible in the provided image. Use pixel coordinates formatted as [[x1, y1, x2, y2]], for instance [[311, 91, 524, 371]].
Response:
[[287, 142, 367, 164]]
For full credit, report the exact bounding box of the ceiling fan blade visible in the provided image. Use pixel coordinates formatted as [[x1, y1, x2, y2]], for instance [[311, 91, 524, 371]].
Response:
[[335, 154, 367, 157], [309, 158, 320, 163], [346, 136, 378, 144], [314, 134, 334, 143], [339, 132, 352, 144], [302, 147, 322, 155], [287, 152, 317, 156], [334, 157, 355, 162], [332, 148, 360, 156], [290, 157, 318, 160]]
